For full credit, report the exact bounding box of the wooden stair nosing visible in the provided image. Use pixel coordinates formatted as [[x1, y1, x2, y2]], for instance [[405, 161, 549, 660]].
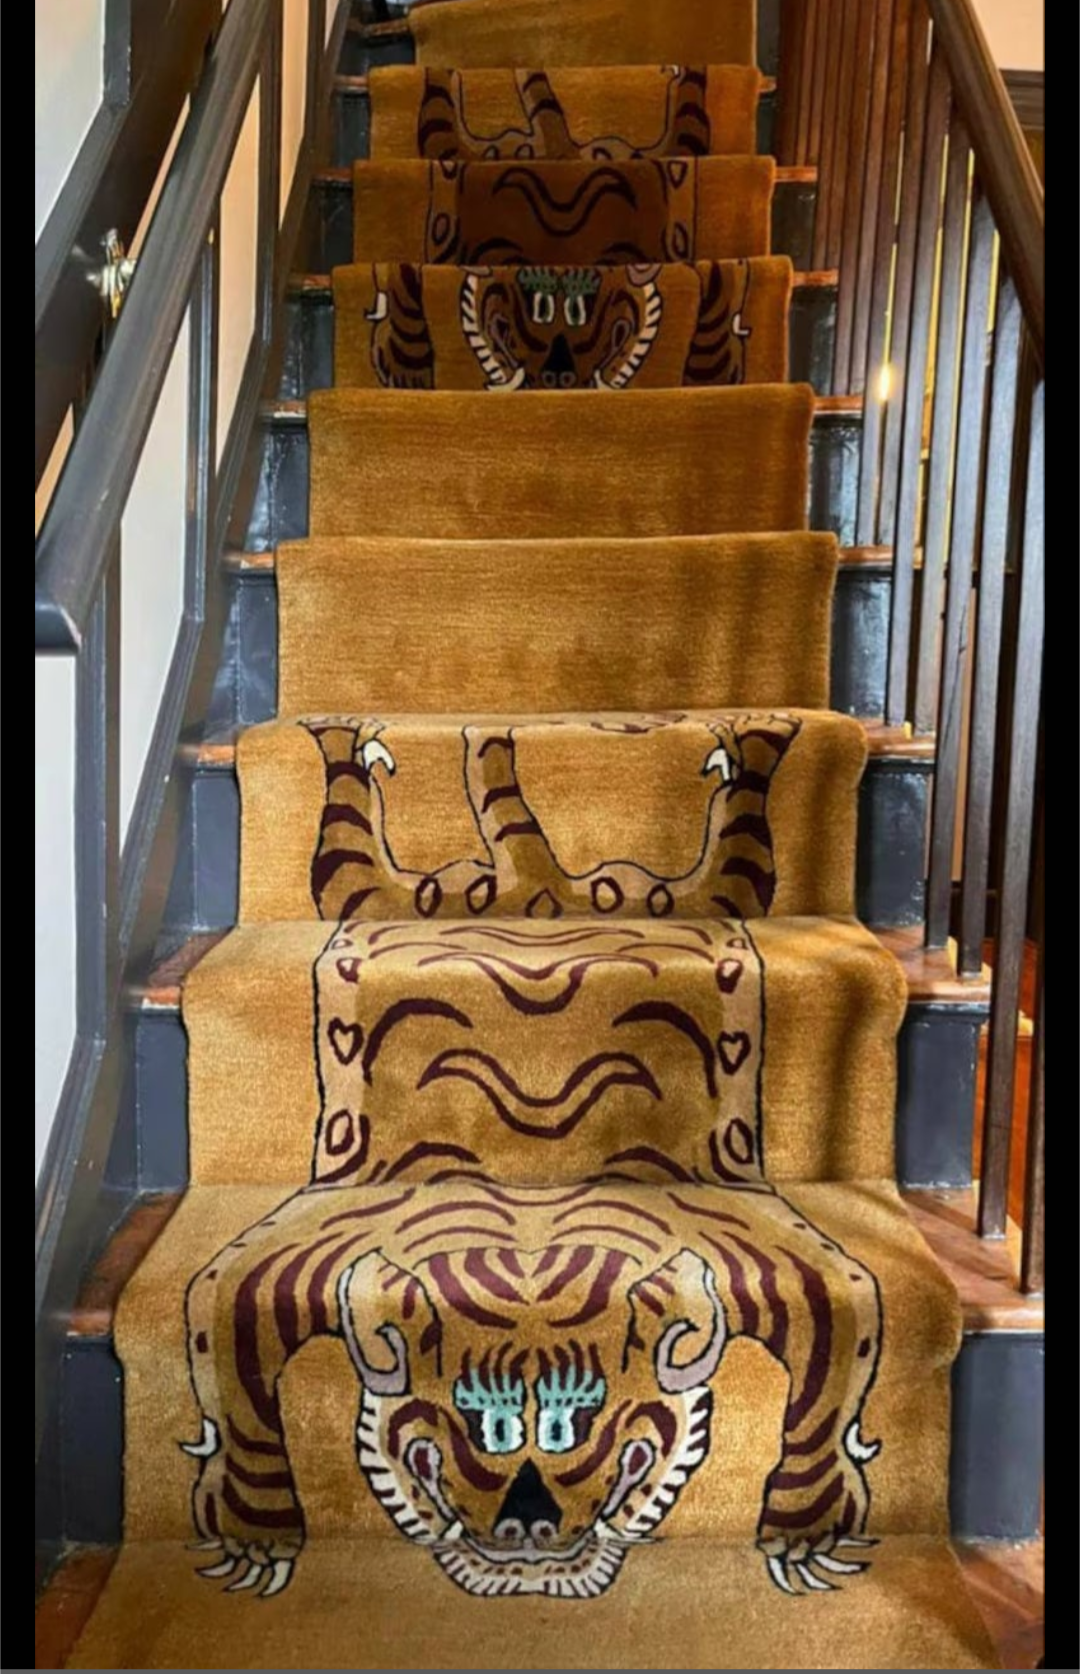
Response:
[[256, 393, 865, 427], [287, 268, 842, 298], [314, 163, 820, 189], [331, 72, 782, 99], [223, 542, 895, 578]]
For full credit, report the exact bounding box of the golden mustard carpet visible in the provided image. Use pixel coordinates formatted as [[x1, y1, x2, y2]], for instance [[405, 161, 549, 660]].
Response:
[[367, 64, 764, 162], [352, 156, 776, 265], [333, 258, 793, 389], [60, 0, 1000, 1664]]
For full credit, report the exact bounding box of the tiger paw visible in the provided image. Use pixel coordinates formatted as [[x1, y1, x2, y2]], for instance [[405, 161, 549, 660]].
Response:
[[189, 1536, 302, 1598], [758, 1531, 877, 1595]]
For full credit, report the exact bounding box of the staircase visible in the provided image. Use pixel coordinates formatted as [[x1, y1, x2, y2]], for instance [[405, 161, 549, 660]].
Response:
[[35, 0, 1046, 1668]]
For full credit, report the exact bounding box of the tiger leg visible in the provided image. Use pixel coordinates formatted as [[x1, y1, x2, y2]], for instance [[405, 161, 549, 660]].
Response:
[[750, 1203, 883, 1593], [181, 1189, 386, 1595], [693, 715, 802, 917], [462, 725, 567, 912]]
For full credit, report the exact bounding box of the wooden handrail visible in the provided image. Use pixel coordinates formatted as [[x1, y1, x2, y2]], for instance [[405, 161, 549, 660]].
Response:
[[927, 0, 1044, 364]]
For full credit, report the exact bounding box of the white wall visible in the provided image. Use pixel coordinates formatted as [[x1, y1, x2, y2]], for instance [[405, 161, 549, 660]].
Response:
[[35, 0, 105, 239], [972, 0, 1044, 69]]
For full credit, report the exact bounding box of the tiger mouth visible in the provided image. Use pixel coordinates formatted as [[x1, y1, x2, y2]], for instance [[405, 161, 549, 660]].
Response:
[[432, 1525, 632, 1598]]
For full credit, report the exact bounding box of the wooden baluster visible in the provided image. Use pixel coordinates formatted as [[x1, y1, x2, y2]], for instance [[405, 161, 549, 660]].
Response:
[[795, 0, 821, 165], [1020, 850, 1044, 1294], [956, 274, 1022, 974], [807, 0, 833, 165], [812, 0, 846, 269], [924, 180, 995, 943], [978, 379, 1044, 1239], [876, 0, 934, 548], [913, 122, 972, 736], [854, 0, 914, 540], [884, 49, 951, 724], [835, 0, 894, 394], [775, 0, 808, 165], [824, 0, 859, 269]]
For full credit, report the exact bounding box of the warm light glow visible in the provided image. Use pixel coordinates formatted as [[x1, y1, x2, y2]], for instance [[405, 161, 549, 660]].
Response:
[[875, 363, 896, 402]]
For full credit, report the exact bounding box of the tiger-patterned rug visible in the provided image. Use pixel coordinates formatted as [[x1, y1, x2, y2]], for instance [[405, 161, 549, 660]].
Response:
[[352, 156, 776, 267], [333, 258, 792, 391], [273, 535, 838, 715], [306, 386, 814, 540], [366, 64, 763, 162], [56, 0, 1003, 1659], [408, 0, 757, 72]]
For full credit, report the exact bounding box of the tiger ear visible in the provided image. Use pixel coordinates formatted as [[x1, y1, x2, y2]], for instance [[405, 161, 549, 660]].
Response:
[[625, 1248, 727, 1393], [337, 1251, 441, 1395]]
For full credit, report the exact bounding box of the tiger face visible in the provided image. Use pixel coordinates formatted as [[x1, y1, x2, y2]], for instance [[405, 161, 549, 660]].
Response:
[[461, 265, 663, 390], [346, 1242, 724, 1597]]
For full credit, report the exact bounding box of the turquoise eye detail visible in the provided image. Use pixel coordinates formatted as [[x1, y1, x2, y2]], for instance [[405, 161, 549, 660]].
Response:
[[453, 1368, 526, 1455], [534, 1364, 607, 1455]]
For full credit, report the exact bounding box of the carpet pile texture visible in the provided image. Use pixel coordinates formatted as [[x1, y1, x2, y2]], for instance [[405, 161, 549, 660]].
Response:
[[58, 0, 1000, 1663]]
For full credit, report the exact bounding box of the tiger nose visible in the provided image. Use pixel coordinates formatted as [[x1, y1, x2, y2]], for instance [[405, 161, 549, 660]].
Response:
[[493, 1459, 563, 1543], [539, 333, 577, 389]]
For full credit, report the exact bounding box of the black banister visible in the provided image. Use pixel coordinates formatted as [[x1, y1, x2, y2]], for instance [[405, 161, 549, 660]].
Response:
[[35, 0, 273, 655]]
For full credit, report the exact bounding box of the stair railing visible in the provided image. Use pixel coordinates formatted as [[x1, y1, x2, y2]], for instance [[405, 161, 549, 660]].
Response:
[[34, 0, 347, 1451], [777, 0, 1044, 1282]]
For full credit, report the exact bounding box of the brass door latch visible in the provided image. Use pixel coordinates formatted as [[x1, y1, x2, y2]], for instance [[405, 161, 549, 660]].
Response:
[[94, 229, 137, 319]]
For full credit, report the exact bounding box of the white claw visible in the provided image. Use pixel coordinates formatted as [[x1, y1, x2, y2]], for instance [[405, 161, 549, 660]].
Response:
[[187, 1539, 223, 1551], [766, 1555, 799, 1596], [795, 1562, 835, 1593], [197, 1557, 238, 1580], [702, 745, 734, 785], [226, 1562, 265, 1592], [260, 1559, 293, 1598], [180, 1417, 220, 1459], [366, 291, 389, 322], [811, 1551, 866, 1576], [360, 738, 396, 775], [836, 1535, 878, 1549], [441, 1519, 464, 1542], [844, 1419, 882, 1463]]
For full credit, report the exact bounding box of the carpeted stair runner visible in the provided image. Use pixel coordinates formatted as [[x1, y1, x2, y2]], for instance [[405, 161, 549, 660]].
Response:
[[366, 64, 764, 161], [308, 385, 814, 538], [352, 155, 776, 265], [408, 0, 757, 71], [63, 0, 1000, 1664], [333, 258, 793, 390], [274, 534, 835, 712]]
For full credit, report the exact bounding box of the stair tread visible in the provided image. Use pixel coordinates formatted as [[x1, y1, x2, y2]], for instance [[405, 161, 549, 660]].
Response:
[[258, 392, 858, 421], [225, 539, 889, 574], [69, 1180, 1040, 1342], [313, 163, 820, 186], [286, 266, 840, 295], [134, 918, 972, 1013]]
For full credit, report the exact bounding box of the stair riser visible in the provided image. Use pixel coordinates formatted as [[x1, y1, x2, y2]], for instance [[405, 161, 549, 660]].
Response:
[[226, 560, 886, 726], [42, 1322, 1040, 1549], [243, 408, 861, 551], [330, 86, 781, 173], [278, 277, 838, 403], [312, 173, 817, 273]]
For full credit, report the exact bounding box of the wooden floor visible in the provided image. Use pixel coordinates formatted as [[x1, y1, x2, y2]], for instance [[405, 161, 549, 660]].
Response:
[[35, 1540, 1045, 1669]]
